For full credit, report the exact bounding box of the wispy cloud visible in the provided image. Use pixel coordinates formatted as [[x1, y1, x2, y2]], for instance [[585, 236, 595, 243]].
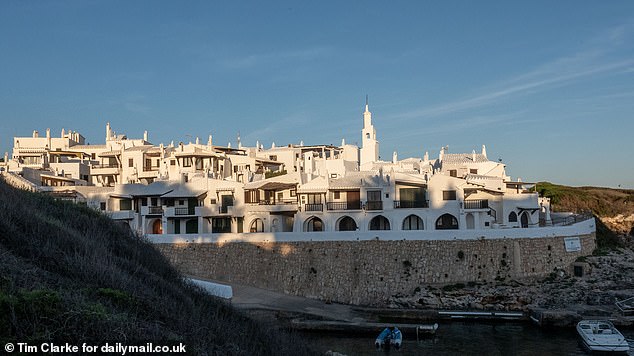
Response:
[[388, 21, 634, 123]]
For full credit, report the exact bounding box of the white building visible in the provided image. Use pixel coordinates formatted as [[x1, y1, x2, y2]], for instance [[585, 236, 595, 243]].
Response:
[[2, 100, 555, 235]]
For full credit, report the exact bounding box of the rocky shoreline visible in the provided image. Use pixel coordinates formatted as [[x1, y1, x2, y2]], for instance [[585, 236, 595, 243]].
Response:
[[385, 241, 634, 327]]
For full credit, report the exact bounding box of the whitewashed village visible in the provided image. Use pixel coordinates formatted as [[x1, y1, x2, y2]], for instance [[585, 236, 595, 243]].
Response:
[[1, 100, 581, 238]]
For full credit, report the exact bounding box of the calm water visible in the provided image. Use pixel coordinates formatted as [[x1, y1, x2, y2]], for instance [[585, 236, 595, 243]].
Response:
[[304, 322, 634, 356]]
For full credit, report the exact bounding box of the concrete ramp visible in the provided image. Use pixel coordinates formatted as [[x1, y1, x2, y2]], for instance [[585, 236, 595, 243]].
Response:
[[187, 278, 233, 299]]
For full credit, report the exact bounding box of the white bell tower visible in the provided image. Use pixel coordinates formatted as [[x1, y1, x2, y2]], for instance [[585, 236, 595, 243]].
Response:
[[360, 96, 379, 168]]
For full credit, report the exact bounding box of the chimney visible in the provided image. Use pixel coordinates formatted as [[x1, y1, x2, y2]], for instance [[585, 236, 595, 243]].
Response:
[[143, 130, 148, 142], [482, 144, 487, 158], [32, 130, 39, 138]]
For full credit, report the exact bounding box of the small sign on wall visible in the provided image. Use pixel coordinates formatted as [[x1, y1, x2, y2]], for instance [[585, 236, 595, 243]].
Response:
[[564, 237, 581, 252]]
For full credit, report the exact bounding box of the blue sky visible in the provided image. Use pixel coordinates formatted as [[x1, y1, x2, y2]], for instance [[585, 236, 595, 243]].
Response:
[[1, 1, 633, 188]]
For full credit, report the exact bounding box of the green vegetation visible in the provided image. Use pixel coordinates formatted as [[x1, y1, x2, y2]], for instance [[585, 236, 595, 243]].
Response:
[[265, 170, 287, 179], [536, 181, 634, 217], [537, 181, 633, 249], [0, 179, 314, 355]]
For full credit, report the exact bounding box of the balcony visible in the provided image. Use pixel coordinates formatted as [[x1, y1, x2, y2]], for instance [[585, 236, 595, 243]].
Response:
[[248, 201, 299, 213], [141, 206, 163, 215], [304, 203, 323, 212], [107, 210, 135, 220], [326, 202, 361, 211], [365, 201, 383, 211], [164, 206, 197, 217], [394, 200, 429, 209], [463, 199, 489, 210], [90, 164, 120, 175]]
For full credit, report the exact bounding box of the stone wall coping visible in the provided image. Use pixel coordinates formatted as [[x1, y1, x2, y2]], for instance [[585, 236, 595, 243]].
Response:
[[147, 218, 595, 244]]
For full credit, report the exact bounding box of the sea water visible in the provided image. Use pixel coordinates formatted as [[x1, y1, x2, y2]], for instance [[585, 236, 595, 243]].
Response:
[[304, 322, 634, 356]]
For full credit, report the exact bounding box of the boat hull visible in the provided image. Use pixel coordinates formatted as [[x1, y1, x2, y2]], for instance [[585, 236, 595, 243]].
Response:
[[576, 320, 630, 353]]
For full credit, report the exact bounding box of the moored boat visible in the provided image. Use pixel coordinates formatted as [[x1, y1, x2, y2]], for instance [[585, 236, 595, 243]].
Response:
[[375, 326, 403, 349], [576, 320, 630, 352]]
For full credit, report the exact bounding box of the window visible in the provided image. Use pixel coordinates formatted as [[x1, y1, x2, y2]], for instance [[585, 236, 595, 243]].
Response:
[[182, 157, 192, 167], [151, 197, 158, 206], [178, 200, 184, 206], [277, 192, 283, 200], [170, 160, 176, 166], [470, 169, 478, 174], [403, 215, 424, 230], [436, 213, 459, 230], [141, 198, 148, 207], [304, 217, 323, 232], [128, 158, 134, 167], [367, 190, 381, 202], [269, 155, 277, 161], [334, 191, 340, 199], [443, 191, 457, 200], [449, 170, 457, 177], [250, 218, 264, 233], [245, 190, 259, 204], [119, 199, 132, 211], [330, 173, 337, 178], [290, 189, 296, 197], [509, 211, 518, 223], [307, 193, 322, 204], [91, 153, 96, 159], [369, 215, 390, 230], [337, 216, 357, 231], [100, 202, 106, 211]]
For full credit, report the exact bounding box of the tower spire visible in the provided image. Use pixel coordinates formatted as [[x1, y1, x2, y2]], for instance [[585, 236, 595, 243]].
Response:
[[365, 95, 369, 112]]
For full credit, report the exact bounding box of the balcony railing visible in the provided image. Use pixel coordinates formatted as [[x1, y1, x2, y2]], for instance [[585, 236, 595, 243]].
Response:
[[326, 201, 361, 210], [148, 206, 163, 214], [219, 205, 232, 214], [143, 166, 160, 172], [175, 207, 195, 215], [365, 201, 383, 211], [305, 203, 323, 212], [463, 199, 489, 209], [393, 200, 429, 209], [92, 163, 119, 169]]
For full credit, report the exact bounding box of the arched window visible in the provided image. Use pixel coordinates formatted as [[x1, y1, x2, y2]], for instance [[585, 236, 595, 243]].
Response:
[[402, 215, 424, 230], [436, 213, 459, 230], [509, 211, 518, 223], [337, 216, 357, 231], [369, 215, 390, 230], [250, 218, 264, 232], [304, 216, 323, 232], [520, 212, 529, 228]]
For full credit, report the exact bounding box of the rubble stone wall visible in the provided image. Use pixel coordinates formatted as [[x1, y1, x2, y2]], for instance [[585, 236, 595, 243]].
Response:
[[155, 233, 595, 306]]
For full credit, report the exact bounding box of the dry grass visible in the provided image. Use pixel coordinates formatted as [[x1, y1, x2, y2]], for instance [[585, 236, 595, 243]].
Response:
[[0, 179, 316, 355]]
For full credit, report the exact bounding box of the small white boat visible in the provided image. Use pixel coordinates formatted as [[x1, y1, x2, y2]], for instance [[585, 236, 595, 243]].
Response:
[[576, 320, 630, 352]]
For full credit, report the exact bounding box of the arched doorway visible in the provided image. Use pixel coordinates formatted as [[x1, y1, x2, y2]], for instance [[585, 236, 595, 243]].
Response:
[[369, 215, 390, 230], [152, 219, 162, 234], [466, 213, 475, 229], [250, 218, 264, 232], [304, 216, 324, 232], [435, 213, 459, 230], [337, 216, 357, 231], [402, 215, 424, 230], [520, 212, 529, 228], [271, 218, 279, 232]]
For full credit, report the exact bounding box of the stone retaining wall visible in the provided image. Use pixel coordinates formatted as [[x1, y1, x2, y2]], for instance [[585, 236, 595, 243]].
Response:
[[155, 233, 595, 306]]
